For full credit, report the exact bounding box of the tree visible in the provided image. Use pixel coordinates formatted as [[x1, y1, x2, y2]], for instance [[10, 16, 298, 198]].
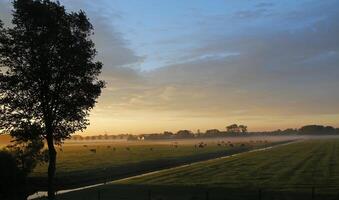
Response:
[[238, 125, 248, 133], [226, 124, 240, 133], [176, 130, 194, 138], [299, 125, 336, 135], [163, 131, 173, 136], [205, 129, 220, 136], [0, 1, 104, 199]]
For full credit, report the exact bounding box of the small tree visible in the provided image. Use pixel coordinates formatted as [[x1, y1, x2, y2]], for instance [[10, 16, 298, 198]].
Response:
[[238, 125, 248, 133], [7, 138, 48, 177], [176, 130, 194, 138], [0, 1, 104, 199], [5, 135, 48, 199]]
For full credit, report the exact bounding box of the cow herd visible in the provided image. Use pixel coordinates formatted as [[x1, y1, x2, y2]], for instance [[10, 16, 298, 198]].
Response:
[[82, 140, 269, 153]]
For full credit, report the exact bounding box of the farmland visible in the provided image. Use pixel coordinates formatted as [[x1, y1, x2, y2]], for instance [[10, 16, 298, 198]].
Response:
[[29, 136, 292, 190], [47, 139, 339, 200]]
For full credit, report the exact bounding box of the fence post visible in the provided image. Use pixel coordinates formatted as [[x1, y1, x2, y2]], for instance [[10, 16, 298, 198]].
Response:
[[311, 187, 315, 200], [97, 190, 101, 200], [148, 190, 151, 200], [205, 190, 209, 200], [258, 189, 262, 200]]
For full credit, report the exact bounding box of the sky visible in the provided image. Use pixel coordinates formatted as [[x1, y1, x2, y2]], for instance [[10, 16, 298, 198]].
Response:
[[0, 0, 339, 134]]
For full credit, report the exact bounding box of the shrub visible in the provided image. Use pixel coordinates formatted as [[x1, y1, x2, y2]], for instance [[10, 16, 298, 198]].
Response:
[[0, 151, 26, 200]]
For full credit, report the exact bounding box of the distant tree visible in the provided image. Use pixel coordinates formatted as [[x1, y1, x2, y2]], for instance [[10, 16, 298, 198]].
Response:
[[324, 126, 336, 134], [226, 124, 240, 133], [163, 131, 173, 136], [282, 128, 298, 135], [71, 135, 83, 141], [162, 131, 174, 139], [176, 130, 194, 138], [299, 125, 336, 135], [205, 129, 220, 136], [238, 125, 248, 133], [127, 134, 138, 141], [0, 1, 104, 199]]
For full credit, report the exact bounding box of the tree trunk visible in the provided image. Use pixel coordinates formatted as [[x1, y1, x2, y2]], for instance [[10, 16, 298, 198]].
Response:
[[47, 133, 57, 200]]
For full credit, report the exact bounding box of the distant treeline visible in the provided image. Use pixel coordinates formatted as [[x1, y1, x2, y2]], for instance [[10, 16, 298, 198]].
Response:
[[70, 124, 339, 141]]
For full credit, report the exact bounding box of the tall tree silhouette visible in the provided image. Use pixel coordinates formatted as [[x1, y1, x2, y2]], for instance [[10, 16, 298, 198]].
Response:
[[0, 0, 104, 199]]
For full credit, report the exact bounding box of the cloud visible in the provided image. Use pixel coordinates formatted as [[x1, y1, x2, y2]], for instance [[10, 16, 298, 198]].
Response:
[[256, 2, 274, 8], [114, 8, 339, 119], [1, 0, 339, 132], [233, 8, 269, 19]]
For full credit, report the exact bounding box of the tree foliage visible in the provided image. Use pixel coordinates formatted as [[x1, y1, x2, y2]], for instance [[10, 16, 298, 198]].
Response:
[[299, 125, 336, 135], [0, 0, 104, 142], [226, 124, 247, 133], [176, 130, 194, 138]]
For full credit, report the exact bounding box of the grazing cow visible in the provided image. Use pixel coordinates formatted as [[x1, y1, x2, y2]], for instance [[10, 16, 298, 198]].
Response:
[[198, 142, 205, 148], [150, 147, 153, 151], [90, 149, 96, 153], [241, 143, 245, 147], [83, 145, 88, 148], [126, 147, 130, 151], [217, 143, 221, 147], [107, 146, 111, 148], [112, 147, 116, 151]]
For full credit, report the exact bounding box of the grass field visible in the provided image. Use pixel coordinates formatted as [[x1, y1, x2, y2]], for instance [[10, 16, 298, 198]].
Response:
[[47, 139, 339, 200], [31, 137, 286, 190]]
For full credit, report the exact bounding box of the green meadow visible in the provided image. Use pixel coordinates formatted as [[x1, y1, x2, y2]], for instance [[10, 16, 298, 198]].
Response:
[[31, 137, 282, 189], [47, 139, 339, 200]]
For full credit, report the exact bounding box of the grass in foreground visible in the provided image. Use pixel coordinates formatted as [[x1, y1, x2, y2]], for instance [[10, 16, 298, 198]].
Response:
[[50, 139, 339, 200]]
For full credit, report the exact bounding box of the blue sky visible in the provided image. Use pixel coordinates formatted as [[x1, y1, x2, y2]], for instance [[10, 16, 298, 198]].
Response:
[[59, 0, 337, 71], [1, 0, 338, 134]]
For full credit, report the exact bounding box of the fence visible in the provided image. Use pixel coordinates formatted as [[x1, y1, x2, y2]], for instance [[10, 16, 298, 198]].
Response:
[[54, 185, 339, 200]]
